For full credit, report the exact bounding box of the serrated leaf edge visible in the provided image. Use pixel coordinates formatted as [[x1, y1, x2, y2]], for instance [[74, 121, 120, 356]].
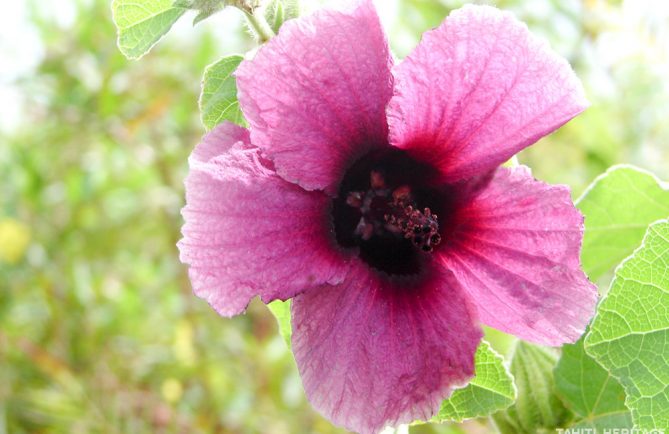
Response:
[[432, 340, 517, 423]]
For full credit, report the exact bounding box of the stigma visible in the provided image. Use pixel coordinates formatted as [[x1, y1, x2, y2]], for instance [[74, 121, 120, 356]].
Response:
[[346, 171, 441, 253]]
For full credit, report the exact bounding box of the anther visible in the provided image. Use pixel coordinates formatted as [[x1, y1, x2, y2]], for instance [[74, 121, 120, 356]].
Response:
[[346, 191, 363, 208], [345, 170, 440, 254], [370, 170, 386, 190], [392, 185, 411, 203]]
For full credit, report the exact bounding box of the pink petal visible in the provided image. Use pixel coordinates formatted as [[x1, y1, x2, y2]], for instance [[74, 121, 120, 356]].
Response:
[[387, 5, 588, 182], [292, 262, 482, 434], [177, 123, 348, 317], [439, 166, 598, 345], [236, 0, 393, 194]]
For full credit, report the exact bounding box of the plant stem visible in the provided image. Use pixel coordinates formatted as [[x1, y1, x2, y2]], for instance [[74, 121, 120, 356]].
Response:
[[244, 9, 276, 43]]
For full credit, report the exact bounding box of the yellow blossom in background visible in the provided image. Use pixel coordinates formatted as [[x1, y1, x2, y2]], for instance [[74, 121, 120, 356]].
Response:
[[161, 378, 183, 404], [173, 320, 197, 366], [0, 218, 31, 264]]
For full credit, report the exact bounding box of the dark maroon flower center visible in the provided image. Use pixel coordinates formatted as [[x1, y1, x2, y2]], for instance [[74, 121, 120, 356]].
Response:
[[332, 149, 447, 276]]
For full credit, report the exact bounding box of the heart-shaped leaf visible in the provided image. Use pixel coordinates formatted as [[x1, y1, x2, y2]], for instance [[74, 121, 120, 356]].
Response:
[[585, 219, 669, 429], [199, 55, 245, 129], [577, 165, 669, 281], [554, 335, 632, 430], [112, 0, 187, 59], [433, 341, 516, 423]]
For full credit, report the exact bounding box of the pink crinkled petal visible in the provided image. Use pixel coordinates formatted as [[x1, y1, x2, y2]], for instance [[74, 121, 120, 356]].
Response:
[[177, 123, 349, 317], [439, 165, 598, 346], [387, 5, 588, 182], [236, 0, 393, 195], [291, 262, 482, 434]]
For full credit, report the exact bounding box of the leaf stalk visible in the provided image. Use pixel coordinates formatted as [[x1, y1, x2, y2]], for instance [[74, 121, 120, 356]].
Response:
[[243, 9, 276, 43]]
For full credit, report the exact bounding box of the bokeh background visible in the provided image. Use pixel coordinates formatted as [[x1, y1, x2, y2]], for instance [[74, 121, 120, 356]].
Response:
[[1, 0, 668, 433]]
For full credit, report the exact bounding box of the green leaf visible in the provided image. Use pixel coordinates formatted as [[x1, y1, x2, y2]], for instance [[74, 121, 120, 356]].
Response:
[[199, 55, 245, 129], [492, 342, 571, 434], [577, 165, 669, 281], [554, 335, 632, 430], [267, 299, 291, 348], [433, 341, 515, 422], [553, 165, 668, 431], [111, 0, 186, 59], [585, 219, 669, 429]]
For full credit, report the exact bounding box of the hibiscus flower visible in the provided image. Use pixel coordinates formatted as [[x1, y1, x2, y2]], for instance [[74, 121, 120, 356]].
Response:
[[178, 1, 598, 433]]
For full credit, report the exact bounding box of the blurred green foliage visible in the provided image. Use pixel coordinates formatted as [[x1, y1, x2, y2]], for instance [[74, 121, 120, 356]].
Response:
[[1, 0, 668, 433]]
